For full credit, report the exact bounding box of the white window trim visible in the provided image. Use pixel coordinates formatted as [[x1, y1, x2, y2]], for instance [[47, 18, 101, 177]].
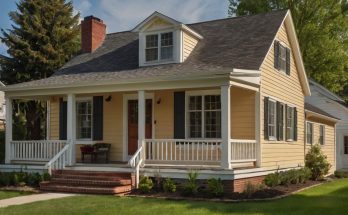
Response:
[[306, 122, 313, 145], [185, 90, 221, 139], [144, 30, 175, 64], [319, 124, 325, 145], [286, 104, 295, 142], [76, 97, 93, 141], [275, 40, 291, 75], [268, 98, 277, 141]]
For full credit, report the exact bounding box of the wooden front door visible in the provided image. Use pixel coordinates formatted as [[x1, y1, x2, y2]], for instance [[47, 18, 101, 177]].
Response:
[[127, 99, 152, 156]]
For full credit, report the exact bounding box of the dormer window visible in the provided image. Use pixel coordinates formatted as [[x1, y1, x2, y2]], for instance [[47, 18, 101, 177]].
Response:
[[145, 32, 173, 62]]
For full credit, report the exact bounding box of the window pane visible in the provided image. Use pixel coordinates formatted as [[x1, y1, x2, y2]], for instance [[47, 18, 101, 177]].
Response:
[[161, 46, 173, 60], [77, 101, 92, 139], [189, 96, 202, 110], [161, 32, 173, 46], [279, 44, 287, 72], [146, 35, 158, 48], [146, 48, 158, 61], [204, 95, 221, 110], [287, 107, 294, 140], [189, 112, 202, 138], [268, 101, 276, 138], [319, 125, 324, 145], [204, 95, 221, 138], [306, 123, 312, 144]]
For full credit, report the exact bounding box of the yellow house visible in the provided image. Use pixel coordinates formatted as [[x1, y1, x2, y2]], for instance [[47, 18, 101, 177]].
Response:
[[0, 10, 338, 194]]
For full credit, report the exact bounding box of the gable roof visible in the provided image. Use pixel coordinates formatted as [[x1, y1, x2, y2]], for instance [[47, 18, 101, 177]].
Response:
[[3, 10, 303, 91], [305, 102, 340, 121]]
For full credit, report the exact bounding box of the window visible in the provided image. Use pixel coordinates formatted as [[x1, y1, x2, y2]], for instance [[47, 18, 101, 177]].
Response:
[[76, 100, 92, 139], [319, 125, 325, 145], [306, 122, 313, 144], [145, 32, 173, 62], [277, 102, 285, 141], [274, 41, 290, 74], [188, 94, 221, 138], [286, 106, 295, 140], [344, 136, 348, 154], [268, 100, 277, 140]]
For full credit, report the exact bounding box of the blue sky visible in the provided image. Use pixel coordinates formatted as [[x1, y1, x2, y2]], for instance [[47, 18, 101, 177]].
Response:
[[0, 0, 228, 56]]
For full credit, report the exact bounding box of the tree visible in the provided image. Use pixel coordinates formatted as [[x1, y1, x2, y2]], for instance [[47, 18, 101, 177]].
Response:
[[229, 0, 348, 101], [0, 0, 80, 139]]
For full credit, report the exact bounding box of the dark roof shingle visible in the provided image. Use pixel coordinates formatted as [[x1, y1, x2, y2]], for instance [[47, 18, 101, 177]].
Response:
[[305, 103, 339, 120]]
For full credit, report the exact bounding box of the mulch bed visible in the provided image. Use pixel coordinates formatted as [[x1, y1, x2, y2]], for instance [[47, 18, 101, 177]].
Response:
[[129, 180, 323, 201], [0, 186, 40, 193]]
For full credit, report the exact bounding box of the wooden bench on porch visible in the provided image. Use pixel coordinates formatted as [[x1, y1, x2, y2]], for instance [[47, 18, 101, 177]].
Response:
[[80, 143, 111, 163]]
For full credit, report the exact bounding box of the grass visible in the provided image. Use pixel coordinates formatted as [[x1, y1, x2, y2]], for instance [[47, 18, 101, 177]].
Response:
[[0, 191, 29, 200], [0, 179, 348, 215]]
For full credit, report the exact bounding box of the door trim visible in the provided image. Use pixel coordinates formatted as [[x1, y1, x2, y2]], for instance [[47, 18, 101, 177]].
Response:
[[123, 93, 154, 161]]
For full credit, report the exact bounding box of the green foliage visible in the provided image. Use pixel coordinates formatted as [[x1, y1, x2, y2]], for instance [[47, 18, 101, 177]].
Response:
[[264, 167, 312, 187], [305, 144, 331, 180], [42, 172, 51, 181], [334, 171, 348, 178], [243, 182, 258, 198], [182, 171, 199, 196], [0, 171, 47, 187], [163, 178, 176, 193], [228, 0, 348, 101], [138, 176, 153, 194], [207, 178, 224, 197]]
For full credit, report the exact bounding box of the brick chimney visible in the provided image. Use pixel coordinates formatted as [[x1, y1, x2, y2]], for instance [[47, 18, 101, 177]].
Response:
[[81, 16, 106, 53]]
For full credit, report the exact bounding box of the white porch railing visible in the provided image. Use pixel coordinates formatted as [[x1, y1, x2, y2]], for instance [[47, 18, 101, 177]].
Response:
[[10, 140, 67, 161], [230, 139, 257, 163], [128, 141, 144, 188], [46, 141, 72, 175], [144, 139, 222, 163]]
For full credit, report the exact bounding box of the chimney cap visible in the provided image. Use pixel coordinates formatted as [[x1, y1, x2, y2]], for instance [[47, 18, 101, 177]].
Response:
[[84, 15, 103, 23]]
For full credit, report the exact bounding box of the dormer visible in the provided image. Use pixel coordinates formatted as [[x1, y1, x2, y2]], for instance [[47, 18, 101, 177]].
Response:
[[133, 12, 203, 67]]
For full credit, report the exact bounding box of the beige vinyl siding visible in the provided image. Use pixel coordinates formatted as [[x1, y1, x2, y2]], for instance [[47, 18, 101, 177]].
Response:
[[260, 22, 306, 169], [154, 90, 174, 139], [305, 117, 336, 174], [183, 31, 198, 61], [49, 97, 60, 140], [231, 87, 255, 139]]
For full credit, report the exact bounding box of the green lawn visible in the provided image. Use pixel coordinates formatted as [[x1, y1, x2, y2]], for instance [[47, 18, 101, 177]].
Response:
[[0, 191, 29, 200], [0, 179, 348, 215]]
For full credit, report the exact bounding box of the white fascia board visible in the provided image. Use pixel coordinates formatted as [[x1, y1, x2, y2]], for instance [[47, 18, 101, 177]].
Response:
[[180, 24, 203, 40], [132, 11, 181, 32], [305, 110, 340, 123]]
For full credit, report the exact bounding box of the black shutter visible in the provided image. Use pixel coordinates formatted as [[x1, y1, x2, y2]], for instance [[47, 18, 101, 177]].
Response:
[[286, 47, 291, 75], [274, 41, 280, 69], [294, 107, 298, 141], [174, 92, 185, 139], [276, 101, 282, 141], [93, 96, 103, 141], [264, 97, 269, 140], [59, 98, 67, 140], [285, 104, 288, 140]]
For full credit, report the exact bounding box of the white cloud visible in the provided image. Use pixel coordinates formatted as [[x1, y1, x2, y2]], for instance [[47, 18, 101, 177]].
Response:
[[95, 0, 228, 33], [0, 41, 7, 56]]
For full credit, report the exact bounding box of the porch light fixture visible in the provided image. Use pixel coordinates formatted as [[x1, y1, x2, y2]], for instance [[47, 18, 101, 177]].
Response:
[[105, 95, 112, 102]]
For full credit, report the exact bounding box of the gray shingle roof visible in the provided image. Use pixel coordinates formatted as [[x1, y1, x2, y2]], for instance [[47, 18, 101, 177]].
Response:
[[305, 103, 339, 120], [6, 10, 288, 90]]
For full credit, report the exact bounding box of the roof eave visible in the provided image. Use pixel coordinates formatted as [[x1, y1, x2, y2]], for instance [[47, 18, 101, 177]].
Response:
[[305, 110, 340, 123]]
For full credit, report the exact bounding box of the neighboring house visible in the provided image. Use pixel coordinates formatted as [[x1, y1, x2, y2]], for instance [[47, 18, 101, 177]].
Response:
[[0, 10, 338, 194], [306, 79, 348, 170]]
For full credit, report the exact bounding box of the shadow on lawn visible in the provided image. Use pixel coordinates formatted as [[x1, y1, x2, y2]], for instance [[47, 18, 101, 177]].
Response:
[[178, 185, 348, 215]]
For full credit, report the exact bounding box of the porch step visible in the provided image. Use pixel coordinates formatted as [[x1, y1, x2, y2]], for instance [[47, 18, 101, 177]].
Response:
[[40, 170, 134, 195]]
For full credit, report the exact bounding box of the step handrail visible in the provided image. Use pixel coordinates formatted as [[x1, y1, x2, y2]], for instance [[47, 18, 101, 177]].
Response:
[[45, 140, 71, 175], [128, 140, 144, 188]]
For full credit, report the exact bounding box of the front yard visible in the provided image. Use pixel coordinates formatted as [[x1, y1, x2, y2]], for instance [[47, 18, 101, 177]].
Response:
[[0, 179, 347, 215]]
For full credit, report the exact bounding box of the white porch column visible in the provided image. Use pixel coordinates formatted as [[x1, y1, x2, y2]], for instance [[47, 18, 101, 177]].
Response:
[[221, 85, 232, 169], [67, 94, 76, 165], [5, 97, 13, 164], [255, 91, 261, 167], [138, 90, 146, 146]]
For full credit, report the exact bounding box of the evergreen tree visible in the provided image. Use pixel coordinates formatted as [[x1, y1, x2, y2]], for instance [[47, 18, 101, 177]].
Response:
[[0, 0, 80, 140], [229, 0, 348, 101]]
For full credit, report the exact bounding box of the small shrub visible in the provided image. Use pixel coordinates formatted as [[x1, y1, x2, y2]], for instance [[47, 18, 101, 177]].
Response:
[[264, 172, 280, 187], [207, 178, 224, 197], [243, 182, 257, 198], [42, 172, 51, 181], [305, 144, 331, 180], [334, 171, 348, 178], [182, 171, 199, 196], [138, 176, 153, 193], [298, 167, 311, 183], [279, 171, 292, 186], [0, 172, 11, 186], [26, 172, 42, 187], [163, 178, 176, 193]]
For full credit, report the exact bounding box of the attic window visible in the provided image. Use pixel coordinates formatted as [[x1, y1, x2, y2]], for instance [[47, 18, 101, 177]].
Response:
[[145, 32, 173, 62], [274, 41, 291, 75]]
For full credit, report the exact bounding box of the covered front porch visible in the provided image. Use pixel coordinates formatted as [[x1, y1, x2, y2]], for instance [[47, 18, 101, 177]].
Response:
[[4, 75, 261, 174]]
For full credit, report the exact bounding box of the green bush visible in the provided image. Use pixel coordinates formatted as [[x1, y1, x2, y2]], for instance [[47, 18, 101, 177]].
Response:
[[264, 172, 280, 187], [42, 172, 51, 181], [163, 178, 176, 193], [0, 171, 47, 187], [138, 176, 153, 193], [182, 171, 199, 196], [207, 178, 224, 197], [305, 144, 331, 180], [298, 167, 312, 183], [334, 171, 348, 178], [243, 182, 258, 198]]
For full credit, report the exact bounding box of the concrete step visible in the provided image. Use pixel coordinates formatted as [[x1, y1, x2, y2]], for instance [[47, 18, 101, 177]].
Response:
[[51, 177, 131, 187]]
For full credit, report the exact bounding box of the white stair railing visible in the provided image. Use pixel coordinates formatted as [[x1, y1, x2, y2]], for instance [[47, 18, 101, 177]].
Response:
[[10, 140, 67, 161], [230, 139, 257, 163], [45, 141, 72, 175], [128, 140, 144, 188]]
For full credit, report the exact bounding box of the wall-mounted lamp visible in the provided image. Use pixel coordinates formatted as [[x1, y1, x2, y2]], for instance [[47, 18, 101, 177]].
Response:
[[157, 98, 161, 104], [105, 95, 112, 102]]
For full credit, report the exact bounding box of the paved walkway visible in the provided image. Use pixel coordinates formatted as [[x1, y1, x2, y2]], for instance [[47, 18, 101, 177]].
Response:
[[0, 193, 75, 208]]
